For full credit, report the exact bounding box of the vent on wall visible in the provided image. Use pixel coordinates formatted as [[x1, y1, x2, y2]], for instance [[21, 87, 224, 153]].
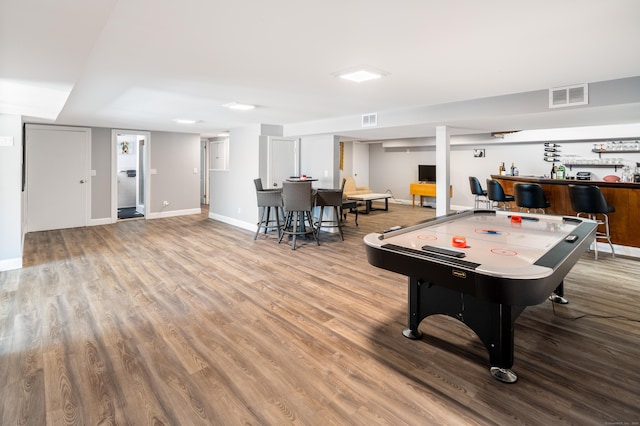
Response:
[[549, 84, 588, 108], [362, 112, 378, 127]]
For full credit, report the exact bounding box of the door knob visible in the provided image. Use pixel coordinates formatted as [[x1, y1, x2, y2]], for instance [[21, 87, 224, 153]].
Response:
[[80, 180, 86, 183]]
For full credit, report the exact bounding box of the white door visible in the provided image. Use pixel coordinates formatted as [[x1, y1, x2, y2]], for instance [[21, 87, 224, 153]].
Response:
[[210, 140, 228, 170], [268, 137, 299, 188], [353, 142, 370, 188], [26, 125, 90, 232]]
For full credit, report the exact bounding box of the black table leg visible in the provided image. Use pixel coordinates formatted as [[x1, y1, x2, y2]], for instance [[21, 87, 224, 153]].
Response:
[[402, 277, 525, 383], [549, 281, 569, 304]]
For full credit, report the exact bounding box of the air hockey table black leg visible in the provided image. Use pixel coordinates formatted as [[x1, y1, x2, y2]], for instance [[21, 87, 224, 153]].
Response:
[[402, 278, 423, 339], [549, 281, 569, 304]]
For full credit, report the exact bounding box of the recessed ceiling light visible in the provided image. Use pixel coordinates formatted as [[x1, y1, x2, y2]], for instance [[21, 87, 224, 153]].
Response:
[[339, 69, 383, 83], [217, 132, 230, 137], [223, 102, 255, 111], [173, 118, 197, 124]]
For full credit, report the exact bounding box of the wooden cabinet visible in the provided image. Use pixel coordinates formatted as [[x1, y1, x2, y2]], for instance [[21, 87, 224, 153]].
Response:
[[409, 183, 452, 207]]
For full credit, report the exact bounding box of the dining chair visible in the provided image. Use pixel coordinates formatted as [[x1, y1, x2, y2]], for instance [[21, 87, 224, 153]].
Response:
[[253, 178, 283, 240], [278, 181, 318, 250], [314, 178, 346, 241]]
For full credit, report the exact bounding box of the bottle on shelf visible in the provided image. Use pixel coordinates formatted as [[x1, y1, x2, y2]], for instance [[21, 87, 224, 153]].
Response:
[[510, 162, 516, 176], [499, 162, 505, 175], [556, 163, 566, 180], [550, 163, 556, 179]]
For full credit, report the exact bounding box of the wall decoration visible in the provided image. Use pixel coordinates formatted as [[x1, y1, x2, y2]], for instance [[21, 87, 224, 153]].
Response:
[[473, 149, 485, 158], [119, 140, 137, 155], [120, 141, 130, 155]]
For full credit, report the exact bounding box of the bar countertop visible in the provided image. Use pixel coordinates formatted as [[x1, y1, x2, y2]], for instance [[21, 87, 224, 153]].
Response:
[[491, 175, 640, 249], [491, 174, 640, 188]]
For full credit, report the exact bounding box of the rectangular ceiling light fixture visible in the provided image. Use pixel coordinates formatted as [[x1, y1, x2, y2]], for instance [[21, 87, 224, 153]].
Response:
[[340, 70, 382, 83], [223, 102, 255, 111], [335, 66, 389, 83]]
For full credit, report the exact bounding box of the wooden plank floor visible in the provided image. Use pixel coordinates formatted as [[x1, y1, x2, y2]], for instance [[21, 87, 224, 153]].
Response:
[[1, 203, 639, 425]]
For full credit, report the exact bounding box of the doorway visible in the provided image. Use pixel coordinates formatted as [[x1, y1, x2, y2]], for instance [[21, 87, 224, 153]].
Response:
[[112, 130, 150, 221]]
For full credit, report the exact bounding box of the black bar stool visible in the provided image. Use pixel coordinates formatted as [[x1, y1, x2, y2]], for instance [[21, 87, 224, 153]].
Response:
[[514, 183, 551, 214], [568, 184, 615, 259], [468, 176, 490, 209], [486, 179, 514, 211]]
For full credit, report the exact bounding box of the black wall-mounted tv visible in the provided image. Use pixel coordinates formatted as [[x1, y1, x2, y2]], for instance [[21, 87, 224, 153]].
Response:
[[418, 164, 436, 182]]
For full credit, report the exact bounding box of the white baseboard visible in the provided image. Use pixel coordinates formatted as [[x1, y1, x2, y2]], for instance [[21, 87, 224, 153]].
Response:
[[147, 207, 201, 219], [90, 208, 202, 225], [209, 212, 254, 233], [594, 242, 640, 258], [0, 257, 22, 272], [90, 217, 112, 226]]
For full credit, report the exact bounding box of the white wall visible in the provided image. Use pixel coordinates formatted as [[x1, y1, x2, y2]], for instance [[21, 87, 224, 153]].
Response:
[[300, 134, 339, 189], [210, 125, 271, 231], [116, 134, 138, 170], [0, 114, 24, 271], [149, 131, 201, 215], [91, 127, 112, 219]]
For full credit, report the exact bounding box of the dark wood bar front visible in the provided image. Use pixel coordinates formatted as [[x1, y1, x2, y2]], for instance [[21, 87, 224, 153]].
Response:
[[491, 175, 640, 248]]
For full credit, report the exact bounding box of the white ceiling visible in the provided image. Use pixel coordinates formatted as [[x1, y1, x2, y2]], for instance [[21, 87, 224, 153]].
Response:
[[2, 0, 640, 139]]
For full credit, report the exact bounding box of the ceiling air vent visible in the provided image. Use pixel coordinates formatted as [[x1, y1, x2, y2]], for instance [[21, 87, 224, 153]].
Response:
[[549, 84, 588, 108], [361, 112, 378, 127]]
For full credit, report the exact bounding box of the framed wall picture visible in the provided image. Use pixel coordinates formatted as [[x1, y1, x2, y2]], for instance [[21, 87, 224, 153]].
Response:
[[120, 140, 136, 155], [473, 149, 485, 158]]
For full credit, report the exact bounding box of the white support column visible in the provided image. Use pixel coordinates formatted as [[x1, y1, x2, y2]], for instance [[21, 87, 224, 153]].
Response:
[[435, 125, 450, 217]]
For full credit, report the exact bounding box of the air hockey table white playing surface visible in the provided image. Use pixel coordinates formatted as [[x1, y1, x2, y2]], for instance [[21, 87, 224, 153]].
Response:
[[369, 210, 585, 279]]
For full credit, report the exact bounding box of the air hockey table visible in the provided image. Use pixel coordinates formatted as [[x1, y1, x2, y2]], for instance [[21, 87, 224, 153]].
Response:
[[364, 209, 597, 383]]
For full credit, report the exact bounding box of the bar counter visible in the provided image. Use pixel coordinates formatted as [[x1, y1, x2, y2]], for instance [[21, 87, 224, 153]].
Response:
[[491, 175, 640, 248]]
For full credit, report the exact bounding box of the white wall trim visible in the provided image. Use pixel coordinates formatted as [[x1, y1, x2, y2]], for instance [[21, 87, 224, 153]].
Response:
[[208, 212, 254, 233], [89, 217, 112, 226], [0, 257, 22, 272], [111, 129, 151, 223], [147, 208, 201, 220], [594, 242, 639, 259]]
